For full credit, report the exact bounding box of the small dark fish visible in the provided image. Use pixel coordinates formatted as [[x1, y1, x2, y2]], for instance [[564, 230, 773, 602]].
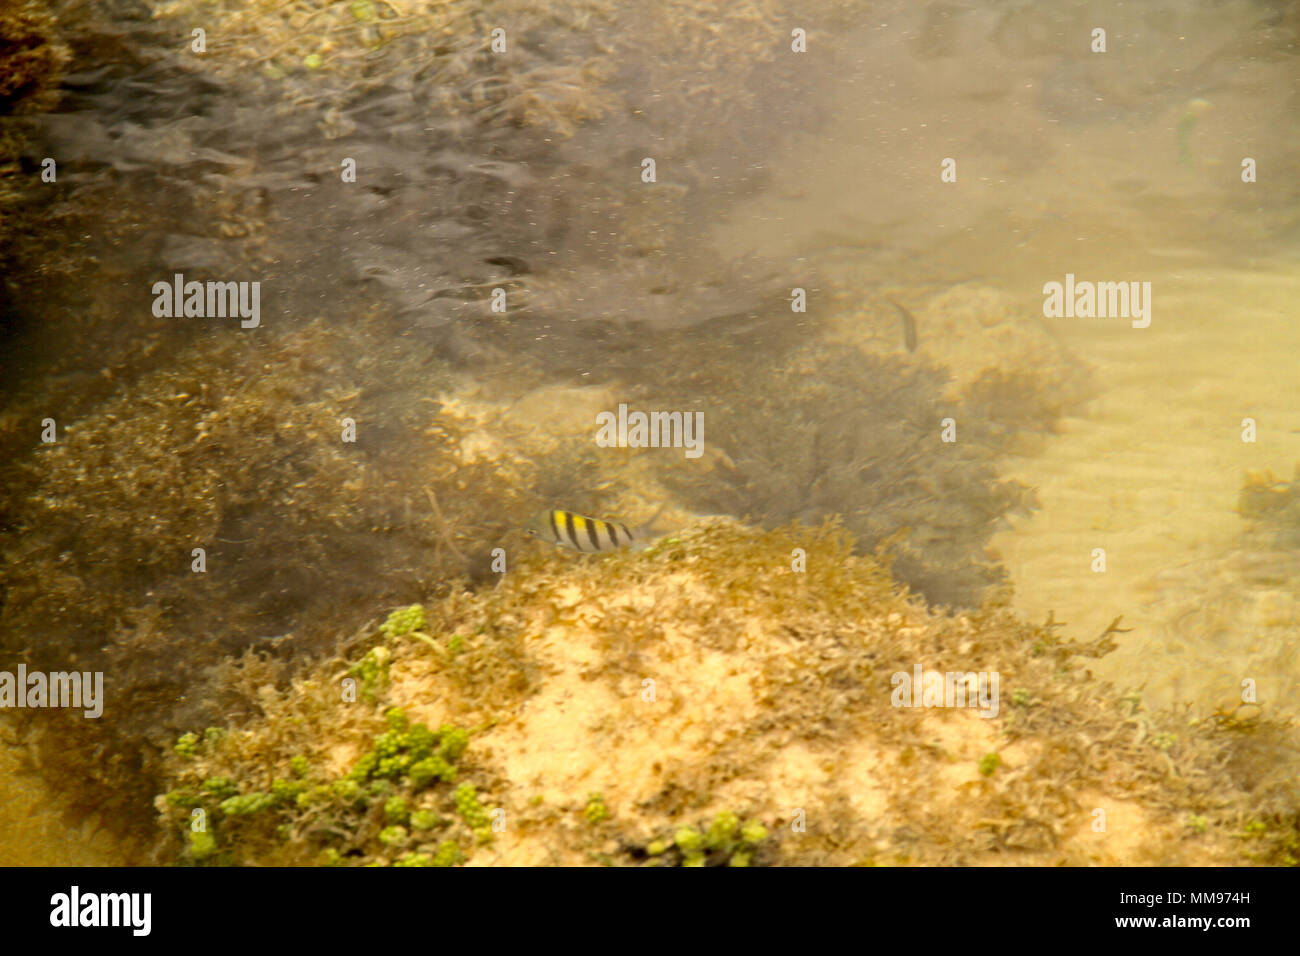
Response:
[[888, 299, 918, 353]]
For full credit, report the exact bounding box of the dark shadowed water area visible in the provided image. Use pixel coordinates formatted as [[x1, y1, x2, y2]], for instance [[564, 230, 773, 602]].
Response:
[[1, 0, 1297, 863]]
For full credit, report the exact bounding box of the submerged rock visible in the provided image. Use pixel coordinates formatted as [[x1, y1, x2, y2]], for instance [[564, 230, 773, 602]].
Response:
[[155, 519, 1300, 866]]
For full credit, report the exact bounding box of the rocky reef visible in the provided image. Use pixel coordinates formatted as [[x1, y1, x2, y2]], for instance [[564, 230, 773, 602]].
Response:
[[154, 519, 1299, 866]]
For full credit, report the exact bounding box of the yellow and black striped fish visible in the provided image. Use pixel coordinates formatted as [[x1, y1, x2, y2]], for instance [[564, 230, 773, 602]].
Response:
[[525, 507, 660, 553]]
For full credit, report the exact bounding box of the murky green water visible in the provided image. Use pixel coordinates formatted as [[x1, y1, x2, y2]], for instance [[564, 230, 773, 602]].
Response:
[[1, 0, 1297, 863]]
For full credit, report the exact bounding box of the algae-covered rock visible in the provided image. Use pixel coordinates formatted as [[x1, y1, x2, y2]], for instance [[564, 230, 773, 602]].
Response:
[[0, 3, 65, 115], [156, 696, 480, 866], [0, 0, 68, 276], [153, 518, 1300, 866], [637, 341, 1040, 608]]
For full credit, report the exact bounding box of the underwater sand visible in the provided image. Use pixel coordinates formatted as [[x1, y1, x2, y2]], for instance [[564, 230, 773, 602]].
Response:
[[991, 261, 1300, 710]]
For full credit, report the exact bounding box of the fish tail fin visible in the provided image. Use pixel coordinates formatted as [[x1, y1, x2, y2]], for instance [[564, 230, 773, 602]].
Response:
[[633, 501, 670, 539]]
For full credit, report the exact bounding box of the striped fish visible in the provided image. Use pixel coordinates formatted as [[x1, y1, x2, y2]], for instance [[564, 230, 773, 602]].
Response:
[[525, 507, 662, 553]]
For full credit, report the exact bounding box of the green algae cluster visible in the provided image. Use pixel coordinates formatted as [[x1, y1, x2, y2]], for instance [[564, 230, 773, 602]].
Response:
[[159, 707, 481, 866], [348, 707, 468, 789], [642, 811, 769, 867], [454, 784, 493, 844], [583, 792, 609, 825], [1238, 818, 1300, 867], [379, 605, 427, 640], [347, 647, 392, 704]]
